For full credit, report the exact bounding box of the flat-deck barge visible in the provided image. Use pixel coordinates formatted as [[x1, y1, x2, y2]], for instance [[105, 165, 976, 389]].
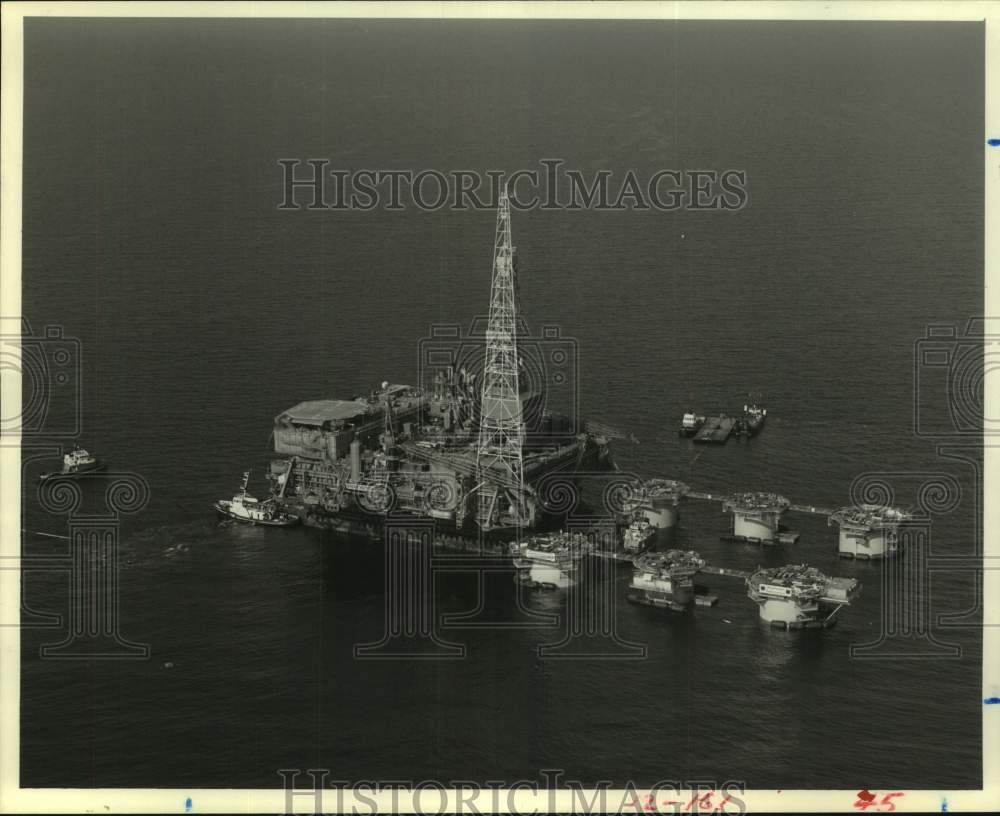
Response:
[[692, 415, 735, 444]]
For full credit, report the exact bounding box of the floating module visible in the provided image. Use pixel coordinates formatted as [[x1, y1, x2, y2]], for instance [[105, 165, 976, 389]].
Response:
[[722, 492, 798, 544], [746, 564, 859, 629], [629, 549, 706, 611], [622, 478, 690, 529], [511, 531, 593, 589], [828, 504, 910, 559]]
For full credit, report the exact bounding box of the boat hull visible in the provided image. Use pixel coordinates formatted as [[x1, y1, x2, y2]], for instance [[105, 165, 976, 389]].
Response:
[[38, 462, 107, 481], [214, 502, 301, 527]]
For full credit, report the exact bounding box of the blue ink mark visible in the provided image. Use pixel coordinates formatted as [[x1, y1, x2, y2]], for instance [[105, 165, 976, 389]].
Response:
[[984, 696, 1000, 704], [989, 138, 1000, 147], [941, 797, 948, 812], [184, 797, 192, 813]]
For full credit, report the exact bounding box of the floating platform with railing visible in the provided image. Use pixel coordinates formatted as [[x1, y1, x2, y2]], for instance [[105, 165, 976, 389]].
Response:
[[692, 415, 736, 444], [828, 504, 912, 559]]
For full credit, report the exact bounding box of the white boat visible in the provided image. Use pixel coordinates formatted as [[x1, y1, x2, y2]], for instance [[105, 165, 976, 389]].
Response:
[[215, 471, 300, 527], [678, 412, 706, 437], [735, 392, 767, 437], [38, 444, 107, 480]]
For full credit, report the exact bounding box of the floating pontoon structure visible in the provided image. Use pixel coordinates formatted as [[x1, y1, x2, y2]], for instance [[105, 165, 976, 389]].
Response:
[[510, 530, 593, 589], [828, 504, 911, 559], [746, 564, 860, 629], [628, 549, 707, 611], [621, 478, 691, 529], [722, 491, 798, 545]]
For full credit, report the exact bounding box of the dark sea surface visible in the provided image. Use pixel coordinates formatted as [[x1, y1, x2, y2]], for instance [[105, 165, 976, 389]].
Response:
[[19, 19, 984, 790]]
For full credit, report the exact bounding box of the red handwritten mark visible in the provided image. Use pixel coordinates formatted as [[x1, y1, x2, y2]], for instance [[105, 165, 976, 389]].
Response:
[[684, 792, 715, 811], [880, 792, 904, 812], [712, 793, 736, 814], [852, 791, 905, 812]]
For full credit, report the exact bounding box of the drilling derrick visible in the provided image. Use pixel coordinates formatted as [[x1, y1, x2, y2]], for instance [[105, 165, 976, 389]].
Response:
[[475, 188, 526, 529]]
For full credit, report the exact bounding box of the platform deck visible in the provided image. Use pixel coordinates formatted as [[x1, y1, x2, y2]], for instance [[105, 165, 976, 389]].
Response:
[[692, 416, 735, 444]]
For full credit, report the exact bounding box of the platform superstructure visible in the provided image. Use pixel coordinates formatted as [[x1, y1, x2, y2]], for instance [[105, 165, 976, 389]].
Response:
[[511, 531, 593, 589], [621, 478, 690, 529], [746, 565, 859, 628], [266, 193, 613, 532], [629, 550, 706, 610], [723, 491, 799, 544], [828, 504, 910, 559]]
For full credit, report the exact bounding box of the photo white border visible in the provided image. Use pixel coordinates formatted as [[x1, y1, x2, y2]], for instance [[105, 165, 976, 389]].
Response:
[[1, 2, 997, 813]]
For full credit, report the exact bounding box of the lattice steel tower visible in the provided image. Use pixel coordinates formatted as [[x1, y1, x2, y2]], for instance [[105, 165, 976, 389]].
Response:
[[475, 187, 525, 528]]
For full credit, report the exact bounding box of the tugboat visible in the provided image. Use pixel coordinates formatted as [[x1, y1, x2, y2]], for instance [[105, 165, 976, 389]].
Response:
[[734, 394, 767, 438], [678, 411, 706, 437], [215, 471, 300, 527], [622, 513, 657, 554], [38, 444, 106, 481]]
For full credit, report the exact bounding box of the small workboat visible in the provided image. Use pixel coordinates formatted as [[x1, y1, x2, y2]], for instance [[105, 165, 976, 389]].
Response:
[[678, 411, 705, 437], [735, 393, 767, 438], [214, 471, 300, 527], [38, 444, 107, 481]]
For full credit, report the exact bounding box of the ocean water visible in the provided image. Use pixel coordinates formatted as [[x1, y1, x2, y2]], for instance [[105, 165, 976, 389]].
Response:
[[19, 19, 984, 789]]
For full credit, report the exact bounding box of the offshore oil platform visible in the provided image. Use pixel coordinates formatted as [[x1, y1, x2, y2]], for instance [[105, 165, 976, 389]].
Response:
[[829, 504, 911, 559], [266, 188, 614, 533], [510, 531, 593, 589], [628, 550, 707, 611], [625, 551, 859, 627], [746, 565, 859, 629], [223, 192, 892, 634], [620, 478, 690, 529], [722, 491, 800, 545]]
